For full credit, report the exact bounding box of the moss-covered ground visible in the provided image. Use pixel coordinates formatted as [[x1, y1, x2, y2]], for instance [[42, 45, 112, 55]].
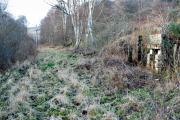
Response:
[[0, 48, 180, 120]]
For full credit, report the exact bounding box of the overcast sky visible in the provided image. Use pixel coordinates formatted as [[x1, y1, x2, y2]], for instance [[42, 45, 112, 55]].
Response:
[[7, 0, 55, 27]]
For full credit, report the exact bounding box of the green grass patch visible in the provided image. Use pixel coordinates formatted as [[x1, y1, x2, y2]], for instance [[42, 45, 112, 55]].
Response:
[[88, 107, 105, 120], [129, 88, 151, 101], [46, 108, 69, 119], [39, 61, 55, 71]]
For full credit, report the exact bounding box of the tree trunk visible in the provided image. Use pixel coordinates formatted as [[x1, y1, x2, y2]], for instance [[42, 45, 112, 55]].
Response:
[[86, 0, 95, 48]]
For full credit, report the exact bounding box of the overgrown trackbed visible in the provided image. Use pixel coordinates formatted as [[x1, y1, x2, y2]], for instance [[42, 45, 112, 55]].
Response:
[[0, 47, 180, 120]]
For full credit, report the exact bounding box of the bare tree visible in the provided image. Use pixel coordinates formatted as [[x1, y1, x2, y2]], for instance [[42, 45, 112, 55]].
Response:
[[46, 0, 100, 48], [54, 0, 81, 48]]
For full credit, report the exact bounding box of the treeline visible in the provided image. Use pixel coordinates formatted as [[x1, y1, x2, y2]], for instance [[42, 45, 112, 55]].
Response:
[[40, 0, 180, 49], [0, 2, 36, 71], [40, 9, 74, 46]]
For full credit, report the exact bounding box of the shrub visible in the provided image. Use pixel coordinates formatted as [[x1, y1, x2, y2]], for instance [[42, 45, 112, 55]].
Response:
[[166, 22, 180, 39], [0, 4, 36, 71]]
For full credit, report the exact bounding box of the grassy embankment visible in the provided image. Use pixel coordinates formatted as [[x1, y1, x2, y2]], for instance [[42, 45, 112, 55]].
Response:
[[0, 47, 180, 120]]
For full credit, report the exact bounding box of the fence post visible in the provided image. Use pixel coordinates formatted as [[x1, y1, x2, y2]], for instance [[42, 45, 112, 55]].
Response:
[[128, 45, 133, 63], [138, 35, 143, 63], [161, 34, 167, 71]]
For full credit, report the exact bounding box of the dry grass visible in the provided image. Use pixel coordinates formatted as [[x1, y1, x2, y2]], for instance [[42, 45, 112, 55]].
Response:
[[0, 47, 180, 120], [99, 36, 138, 63]]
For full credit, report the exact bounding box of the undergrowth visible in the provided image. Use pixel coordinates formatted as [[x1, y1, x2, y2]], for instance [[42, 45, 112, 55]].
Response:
[[0, 48, 179, 120]]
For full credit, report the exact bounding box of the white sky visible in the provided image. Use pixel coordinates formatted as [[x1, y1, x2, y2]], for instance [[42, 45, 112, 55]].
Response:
[[7, 0, 55, 27]]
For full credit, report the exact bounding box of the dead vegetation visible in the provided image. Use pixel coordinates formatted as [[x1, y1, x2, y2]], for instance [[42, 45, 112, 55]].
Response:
[[99, 36, 138, 65], [75, 54, 155, 92], [75, 54, 180, 119], [73, 38, 152, 91], [0, 47, 180, 120]]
